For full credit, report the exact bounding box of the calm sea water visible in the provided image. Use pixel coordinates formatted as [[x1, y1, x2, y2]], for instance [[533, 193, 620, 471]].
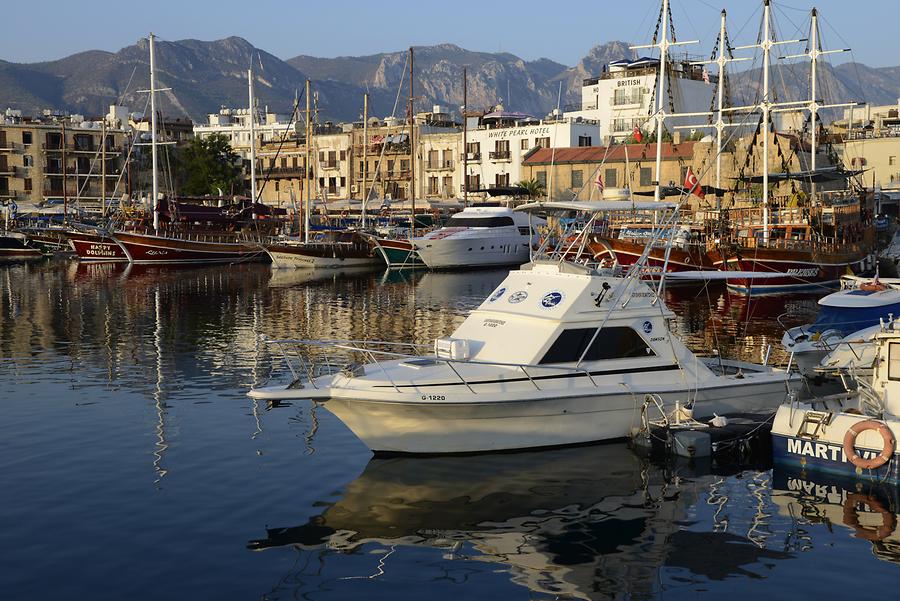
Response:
[[2, 260, 897, 600]]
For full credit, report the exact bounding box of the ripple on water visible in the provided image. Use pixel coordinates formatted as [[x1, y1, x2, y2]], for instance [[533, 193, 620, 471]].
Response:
[[2, 262, 898, 600]]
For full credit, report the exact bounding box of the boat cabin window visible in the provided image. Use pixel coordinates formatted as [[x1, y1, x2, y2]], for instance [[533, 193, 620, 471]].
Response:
[[446, 215, 515, 228], [889, 343, 900, 382], [539, 327, 655, 364]]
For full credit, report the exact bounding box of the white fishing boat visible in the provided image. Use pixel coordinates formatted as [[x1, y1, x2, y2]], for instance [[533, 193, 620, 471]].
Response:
[[781, 276, 900, 375], [250, 201, 798, 454], [413, 205, 543, 270], [773, 320, 900, 483]]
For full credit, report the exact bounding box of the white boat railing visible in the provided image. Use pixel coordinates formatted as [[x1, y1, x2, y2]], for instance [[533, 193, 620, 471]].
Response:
[[262, 337, 604, 394]]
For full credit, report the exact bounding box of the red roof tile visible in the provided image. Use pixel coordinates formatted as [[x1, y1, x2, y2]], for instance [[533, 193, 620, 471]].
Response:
[[523, 142, 695, 165]]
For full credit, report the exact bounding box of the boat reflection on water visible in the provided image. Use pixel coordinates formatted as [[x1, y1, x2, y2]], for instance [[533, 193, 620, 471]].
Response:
[[267, 266, 377, 288], [249, 445, 791, 599], [413, 268, 509, 311], [772, 466, 900, 563]]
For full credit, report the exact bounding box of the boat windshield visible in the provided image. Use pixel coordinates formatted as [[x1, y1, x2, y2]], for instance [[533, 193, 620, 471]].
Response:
[[445, 216, 515, 228]]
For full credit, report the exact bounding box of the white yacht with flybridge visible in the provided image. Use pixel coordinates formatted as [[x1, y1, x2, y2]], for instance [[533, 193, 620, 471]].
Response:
[[413, 205, 543, 269], [250, 200, 799, 454]]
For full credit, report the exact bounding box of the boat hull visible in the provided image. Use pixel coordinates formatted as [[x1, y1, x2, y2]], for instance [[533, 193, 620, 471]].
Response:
[[266, 243, 380, 269], [67, 231, 128, 262], [113, 231, 266, 264], [250, 367, 794, 454], [321, 378, 791, 454], [772, 405, 900, 483], [373, 238, 424, 268], [708, 247, 867, 293], [415, 235, 530, 269], [589, 236, 715, 277]]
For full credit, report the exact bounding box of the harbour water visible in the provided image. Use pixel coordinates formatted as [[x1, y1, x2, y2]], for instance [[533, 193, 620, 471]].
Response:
[[3, 260, 899, 600]]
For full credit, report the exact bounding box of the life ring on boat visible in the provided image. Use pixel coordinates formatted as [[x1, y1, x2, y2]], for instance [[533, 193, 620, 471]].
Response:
[[860, 281, 887, 292], [843, 420, 895, 470], [843, 493, 897, 541]]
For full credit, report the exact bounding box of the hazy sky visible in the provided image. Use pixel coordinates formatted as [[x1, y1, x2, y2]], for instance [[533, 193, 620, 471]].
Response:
[[1, 0, 893, 68]]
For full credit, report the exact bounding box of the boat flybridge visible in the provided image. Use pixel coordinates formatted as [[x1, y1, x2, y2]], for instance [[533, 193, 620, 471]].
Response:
[[250, 200, 799, 454]]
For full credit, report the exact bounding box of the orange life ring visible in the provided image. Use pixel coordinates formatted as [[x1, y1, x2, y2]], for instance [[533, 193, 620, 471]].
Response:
[[843, 493, 897, 541], [843, 420, 895, 470]]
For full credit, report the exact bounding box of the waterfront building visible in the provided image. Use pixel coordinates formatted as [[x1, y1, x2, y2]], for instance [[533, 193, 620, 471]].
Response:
[[0, 109, 128, 212], [521, 141, 697, 201], [462, 107, 600, 201], [564, 56, 714, 144], [834, 100, 900, 197], [193, 107, 298, 159]]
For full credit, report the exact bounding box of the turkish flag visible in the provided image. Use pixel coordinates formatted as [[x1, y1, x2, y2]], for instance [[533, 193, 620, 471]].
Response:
[[633, 127, 643, 143], [684, 166, 705, 199]]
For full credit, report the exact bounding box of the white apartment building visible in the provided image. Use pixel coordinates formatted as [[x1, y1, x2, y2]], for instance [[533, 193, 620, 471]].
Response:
[[461, 108, 600, 199], [193, 107, 298, 158], [565, 56, 714, 144]]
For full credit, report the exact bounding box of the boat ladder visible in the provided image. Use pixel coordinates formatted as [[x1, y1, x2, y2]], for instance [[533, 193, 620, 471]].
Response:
[[795, 410, 832, 440]]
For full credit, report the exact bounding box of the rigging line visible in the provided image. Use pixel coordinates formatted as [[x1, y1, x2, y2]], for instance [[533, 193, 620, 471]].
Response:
[[254, 87, 304, 202], [675, 0, 714, 51], [629, 0, 658, 49], [364, 52, 410, 204]]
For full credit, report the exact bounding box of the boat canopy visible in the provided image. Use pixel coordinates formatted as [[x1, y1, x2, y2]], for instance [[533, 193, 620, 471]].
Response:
[[736, 167, 866, 184], [515, 200, 678, 214], [808, 303, 900, 336]]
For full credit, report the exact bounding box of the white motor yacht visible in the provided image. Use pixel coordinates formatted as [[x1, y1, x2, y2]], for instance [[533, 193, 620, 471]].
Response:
[[250, 201, 799, 454], [413, 205, 543, 269]]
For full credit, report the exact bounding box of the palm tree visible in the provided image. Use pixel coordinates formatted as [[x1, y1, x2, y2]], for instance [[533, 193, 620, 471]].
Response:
[[516, 178, 546, 199]]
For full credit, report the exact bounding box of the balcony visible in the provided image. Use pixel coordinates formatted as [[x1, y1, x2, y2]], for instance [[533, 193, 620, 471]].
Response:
[[465, 152, 481, 161], [265, 166, 306, 177], [321, 160, 341, 170], [564, 102, 598, 112], [489, 151, 511, 161], [611, 93, 645, 107], [425, 159, 455, 171]]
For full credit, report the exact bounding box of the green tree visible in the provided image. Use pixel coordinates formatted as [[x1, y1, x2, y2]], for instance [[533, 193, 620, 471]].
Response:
[[175, 134, 242, 196], [516, 178, 546, 199]]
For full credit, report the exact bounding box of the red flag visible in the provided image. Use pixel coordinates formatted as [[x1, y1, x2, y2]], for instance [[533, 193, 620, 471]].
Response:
[[594, 171, 604, 192], [684, 167, 705, 199], [633, 127, 643, 143]]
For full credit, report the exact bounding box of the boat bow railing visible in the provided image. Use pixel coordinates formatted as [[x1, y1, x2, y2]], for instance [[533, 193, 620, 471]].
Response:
[[261, 337, 602, 394]]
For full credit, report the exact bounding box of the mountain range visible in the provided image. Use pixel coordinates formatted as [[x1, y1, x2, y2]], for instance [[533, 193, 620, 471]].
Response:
[[1, 36, 898, 126]]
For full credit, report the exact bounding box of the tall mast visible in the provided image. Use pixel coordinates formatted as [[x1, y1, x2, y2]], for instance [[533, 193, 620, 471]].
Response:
[[61, 120, 68, 225], [101, 119, 107, 219], [304, 78, 311, 244], [809, 7, 818, 201], [463, 66, 468, 207], [248, 67, 258, 207], [149, 33, 160, 232], [408, 47, 416, 235], [715, 11, 726, 208], [781, 8, 852, 202], [631, 0, 697, 202], [362, 92, 368, 228], [654, 0, 670, 203], [762, 0, 772, 242]]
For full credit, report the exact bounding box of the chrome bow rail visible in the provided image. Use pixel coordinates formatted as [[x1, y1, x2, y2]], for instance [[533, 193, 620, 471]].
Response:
[[261, 337, 605, 394]]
